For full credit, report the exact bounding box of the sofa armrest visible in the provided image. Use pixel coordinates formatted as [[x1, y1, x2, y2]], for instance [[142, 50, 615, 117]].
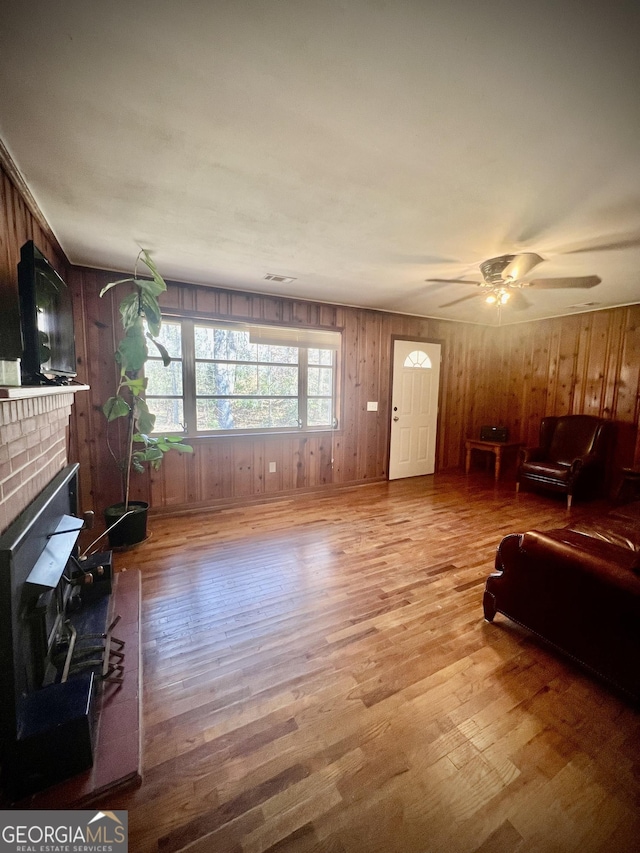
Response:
[[518, 530, 640, 590], [570, 452, 603, 476], [521, 446, 544, 463]]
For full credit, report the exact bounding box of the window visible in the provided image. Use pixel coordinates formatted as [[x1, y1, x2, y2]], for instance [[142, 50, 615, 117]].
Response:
[[144, 320, 184, 433], [145, 318, 339, 435], [193, 325, 299, 431]]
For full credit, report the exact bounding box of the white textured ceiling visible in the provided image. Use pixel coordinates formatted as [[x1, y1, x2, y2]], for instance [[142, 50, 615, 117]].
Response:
[[1, 0, 639, 325]]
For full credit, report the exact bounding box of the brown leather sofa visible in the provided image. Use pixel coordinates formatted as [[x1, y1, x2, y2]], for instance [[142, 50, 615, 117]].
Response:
[[483, 501, 640, 701], [516, 414, 612, 508]]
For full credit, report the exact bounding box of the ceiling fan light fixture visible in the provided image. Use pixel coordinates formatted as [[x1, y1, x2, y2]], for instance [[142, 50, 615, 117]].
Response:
[[485, 288, 510, 305]]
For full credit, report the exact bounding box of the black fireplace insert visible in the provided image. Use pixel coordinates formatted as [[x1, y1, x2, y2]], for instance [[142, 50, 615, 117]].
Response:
[[0, 464, 115, 800]]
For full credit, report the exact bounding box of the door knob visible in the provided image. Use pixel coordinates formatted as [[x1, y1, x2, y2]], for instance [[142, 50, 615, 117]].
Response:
[[393, 416, 399, 421]]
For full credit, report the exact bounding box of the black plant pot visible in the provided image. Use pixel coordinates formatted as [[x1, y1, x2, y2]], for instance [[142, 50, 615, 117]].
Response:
[[104, 501, 149, 548]]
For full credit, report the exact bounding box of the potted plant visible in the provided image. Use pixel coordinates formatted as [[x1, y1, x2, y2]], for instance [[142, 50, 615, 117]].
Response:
[[100, 249, 192, 547]]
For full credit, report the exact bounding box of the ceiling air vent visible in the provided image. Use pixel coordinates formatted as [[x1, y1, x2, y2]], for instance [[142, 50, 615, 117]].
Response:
[[263, 274, 296, 283]]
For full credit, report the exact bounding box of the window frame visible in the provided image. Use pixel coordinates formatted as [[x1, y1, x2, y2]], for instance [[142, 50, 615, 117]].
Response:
[[144, 314, 342, 438]]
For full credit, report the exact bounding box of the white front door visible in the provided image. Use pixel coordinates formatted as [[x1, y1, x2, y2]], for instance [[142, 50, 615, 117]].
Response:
[[389, 340, 441, 480]]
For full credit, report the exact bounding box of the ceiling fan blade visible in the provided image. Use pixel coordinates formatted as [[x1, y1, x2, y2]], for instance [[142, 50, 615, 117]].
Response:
[[527, 275, 601, 289], [563, 235, 640, 254], [397, 253, 462, 264], [426, 278, 482, 286], [508, 290, 532, 311], [439, 292, 481, 308], [501, 253, 544, 282]]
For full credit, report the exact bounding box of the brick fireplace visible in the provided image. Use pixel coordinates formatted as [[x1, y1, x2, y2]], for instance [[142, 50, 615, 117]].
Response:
[[0, 384, 142, 804], [0, 386, 87, 535]]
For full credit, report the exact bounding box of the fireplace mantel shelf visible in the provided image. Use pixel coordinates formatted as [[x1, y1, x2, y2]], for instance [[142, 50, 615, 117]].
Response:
[[0, 384, 89, 399]]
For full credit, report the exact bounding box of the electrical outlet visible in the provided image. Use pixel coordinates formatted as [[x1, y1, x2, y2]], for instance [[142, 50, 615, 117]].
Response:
[[269, 461, 277, 473]]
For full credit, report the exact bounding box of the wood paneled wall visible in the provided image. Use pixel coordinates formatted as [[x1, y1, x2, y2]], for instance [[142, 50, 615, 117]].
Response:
[[2, 154, 639, 520], [70, 266, 640, 517], [465, 309, 640, 474], [69, 265, 471, 515]]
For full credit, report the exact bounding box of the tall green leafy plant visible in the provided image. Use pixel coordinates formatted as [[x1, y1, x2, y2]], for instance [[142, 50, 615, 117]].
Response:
[[100, 250, 192, 511]]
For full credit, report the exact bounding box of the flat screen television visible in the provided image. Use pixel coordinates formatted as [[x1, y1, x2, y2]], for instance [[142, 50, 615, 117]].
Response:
[[18, 241, 77, 385]]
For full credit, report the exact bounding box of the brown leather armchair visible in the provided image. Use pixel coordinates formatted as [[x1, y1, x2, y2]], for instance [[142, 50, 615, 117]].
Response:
[[516, 414, 611, 508]]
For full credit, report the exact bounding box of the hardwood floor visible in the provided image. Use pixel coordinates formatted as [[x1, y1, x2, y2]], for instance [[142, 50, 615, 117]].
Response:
[[99, 472, 640, 853]]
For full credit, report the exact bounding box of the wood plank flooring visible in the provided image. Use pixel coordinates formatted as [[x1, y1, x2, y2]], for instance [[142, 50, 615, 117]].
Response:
[[98, 472, 640, 853]]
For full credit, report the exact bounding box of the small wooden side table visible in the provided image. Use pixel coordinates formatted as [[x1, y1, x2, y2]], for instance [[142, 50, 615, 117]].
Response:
[[465, 438, 523, 481]]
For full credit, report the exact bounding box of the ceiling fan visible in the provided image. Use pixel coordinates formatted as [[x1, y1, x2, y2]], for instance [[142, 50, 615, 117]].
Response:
[[428, 253, 601, 309]]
